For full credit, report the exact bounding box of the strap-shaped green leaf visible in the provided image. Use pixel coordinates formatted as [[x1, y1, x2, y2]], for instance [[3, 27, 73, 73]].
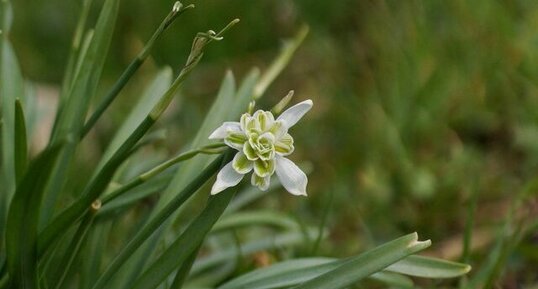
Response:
[[41, 0, 120, 227], [0, 0, 25, 240], [192, 229, 319, 275], [14, 99, 27, 184], [5, 143, 64, 289], [90, 153, 230, 289], [98, 67, 173, 168], [110, 70, 252, 289], [130, 188, 237, 289], [292, 233, 431, 289], [386, 255, 471, 278], [50, 0, 119, 142], [216, 258, 413, 289], [212, 210, 300, 232], [218, 253, 470, 289]]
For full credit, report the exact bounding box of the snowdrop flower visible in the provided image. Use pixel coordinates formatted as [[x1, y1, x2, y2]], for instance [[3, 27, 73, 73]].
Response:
[[209, 99, 313, 196]]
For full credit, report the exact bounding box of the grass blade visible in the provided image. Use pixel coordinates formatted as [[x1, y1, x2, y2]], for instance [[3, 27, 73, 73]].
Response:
[[217, 257, 414, 289], [212, 211, 300, 232], [170, 247, 200, 289], [0, 5, 25, 241], [80, 2, 194, 138], [97, 67, 172, 167], [5, 143, 64, 289], [110, 69, 243, 288], [90, 153, 231, 289], [50, 208, 97, 289], [386, 255, 471, 278], [41, 0, 120, 227], [14, 99, 27, 184], [292, 233, 431, 289], [192, 229, 318, 275], [49, 0, 119, 142], [55, 0, 94, 120], [130, 187, 238, 289]]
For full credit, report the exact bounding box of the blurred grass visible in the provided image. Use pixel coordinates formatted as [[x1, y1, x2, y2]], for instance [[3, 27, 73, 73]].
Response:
[[8, 0, 538, 287]]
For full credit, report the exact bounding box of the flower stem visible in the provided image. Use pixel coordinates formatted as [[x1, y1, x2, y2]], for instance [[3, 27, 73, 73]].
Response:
[[101, 143, 227, 205], [37, 20, 237, 259], [80, 2, 194, 139], [90, 151, 233, 289]]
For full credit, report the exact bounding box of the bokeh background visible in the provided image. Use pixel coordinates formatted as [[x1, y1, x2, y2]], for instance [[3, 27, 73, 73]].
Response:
[[10, 0, 538, 287]]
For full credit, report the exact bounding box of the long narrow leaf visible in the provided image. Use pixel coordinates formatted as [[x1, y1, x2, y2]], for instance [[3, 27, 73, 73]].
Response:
[[111, 70, 241, 289], [386, 255, 471, 278], [90, 153, 230, 289], [0, 12, 25, 241], [212, 211, 300, 232], [98, 67, 173, 167], [41, 0, 120, 227], [56, 0, 94, 119], [217, 257, 415, 289], [5, 143, 64, 289], [131, 188, 238, 289], [14, 99, 27, 183], [192, 229, 319, 275], [292, 233, 431, 289]]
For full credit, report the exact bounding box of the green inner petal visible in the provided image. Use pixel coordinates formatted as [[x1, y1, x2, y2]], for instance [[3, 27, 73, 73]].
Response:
[[251, 173, 270, 191], [240, 113, 251, 131], [257, 111, 275, 131], [275, 142, 294, 155], [275, 133, 294, 155], [246, 117, 260, 132], [225, 132, 247, 150], [269, 121, 287, 139], [243, 142, 259, 160], [254, 158, 275, 177], [232, 153, 253, 174], [258, 149, 275, 161]]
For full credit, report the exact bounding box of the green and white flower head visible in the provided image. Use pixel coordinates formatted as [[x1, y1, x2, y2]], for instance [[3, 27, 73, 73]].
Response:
[[209, 99, 313, 196]]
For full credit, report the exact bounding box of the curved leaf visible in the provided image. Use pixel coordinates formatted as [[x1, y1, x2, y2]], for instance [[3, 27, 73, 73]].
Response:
[[292, 233, 431, 289], [5, 143, 64, 289], [386, 255, 471, 278]]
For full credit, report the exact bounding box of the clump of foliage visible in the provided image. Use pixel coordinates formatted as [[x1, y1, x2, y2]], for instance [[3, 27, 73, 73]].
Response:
[[0, 1, 471, 289]]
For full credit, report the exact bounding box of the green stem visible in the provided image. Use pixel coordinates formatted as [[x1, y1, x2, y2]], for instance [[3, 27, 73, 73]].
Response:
[[101, 143, 226, 205], [80, 3, 194, 138], [38, 117, 155, 257], [51, 203, 99, 289], [91, 152, 232, 289], [37, 18, 238, 257]]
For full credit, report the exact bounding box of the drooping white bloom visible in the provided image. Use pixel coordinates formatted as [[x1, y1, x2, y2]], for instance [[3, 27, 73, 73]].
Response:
[[208, 99, 313, 196]]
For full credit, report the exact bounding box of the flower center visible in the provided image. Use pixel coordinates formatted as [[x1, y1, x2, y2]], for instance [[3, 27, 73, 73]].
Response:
[[247, 132, 275, 160]]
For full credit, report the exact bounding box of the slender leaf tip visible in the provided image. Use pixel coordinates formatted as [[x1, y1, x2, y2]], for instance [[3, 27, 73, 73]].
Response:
[[407, 232, 431, 249], [172, 1, 182, 12], [172, 1, 194, 13]]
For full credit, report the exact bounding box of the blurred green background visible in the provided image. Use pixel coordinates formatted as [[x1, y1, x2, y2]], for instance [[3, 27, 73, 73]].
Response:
[[9, 0, 538, 287]]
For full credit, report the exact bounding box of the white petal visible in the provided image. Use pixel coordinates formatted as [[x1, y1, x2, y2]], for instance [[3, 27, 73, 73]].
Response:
[[275, 155, 308, 196], [276, 99, 313, 129], [211, 160, 244, 195], [208, 122, 241, 139]]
